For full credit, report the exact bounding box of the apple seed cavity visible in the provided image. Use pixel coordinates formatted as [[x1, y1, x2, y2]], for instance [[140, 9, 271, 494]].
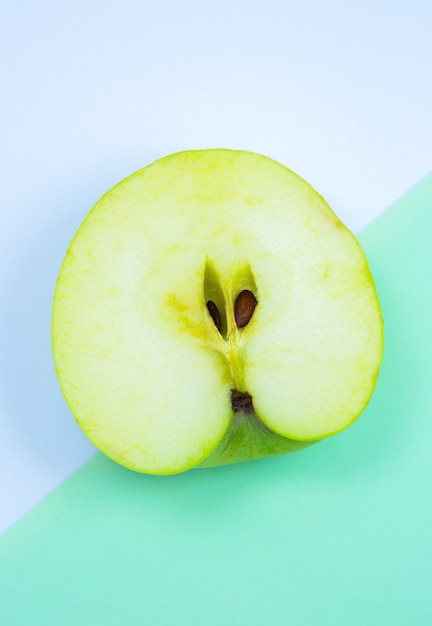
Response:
[[234, 290, 257, 328]]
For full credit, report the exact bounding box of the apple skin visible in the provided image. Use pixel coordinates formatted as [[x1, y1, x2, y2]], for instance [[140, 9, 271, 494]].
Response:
[[198, 408, 317, 469], [52, 149, 383, 474]]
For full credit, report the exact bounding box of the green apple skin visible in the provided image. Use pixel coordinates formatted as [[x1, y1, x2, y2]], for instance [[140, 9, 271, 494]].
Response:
[[197, 408, 316, 469], [52, 149, 383, 474]]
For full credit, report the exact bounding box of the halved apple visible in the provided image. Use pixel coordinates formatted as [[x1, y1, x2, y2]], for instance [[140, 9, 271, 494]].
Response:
[[52, 150, 383, 474]]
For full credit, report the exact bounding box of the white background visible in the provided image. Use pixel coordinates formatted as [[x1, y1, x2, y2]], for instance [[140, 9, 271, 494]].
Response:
[[0, 0, 431, 534]]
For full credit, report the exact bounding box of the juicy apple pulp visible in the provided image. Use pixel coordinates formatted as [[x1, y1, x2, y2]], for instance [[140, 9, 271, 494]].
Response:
[[52, 150, 383, 474]]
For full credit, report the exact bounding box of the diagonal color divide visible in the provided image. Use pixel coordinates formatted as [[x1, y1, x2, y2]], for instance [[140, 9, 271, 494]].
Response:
[[1, 175, 431, 626]]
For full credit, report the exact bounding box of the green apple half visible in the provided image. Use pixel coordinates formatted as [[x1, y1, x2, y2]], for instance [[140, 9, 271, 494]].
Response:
[[52, 150, 383, 474]]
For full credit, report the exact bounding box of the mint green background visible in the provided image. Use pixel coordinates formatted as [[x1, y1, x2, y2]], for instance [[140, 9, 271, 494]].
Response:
[[1, 176, 432, 625]]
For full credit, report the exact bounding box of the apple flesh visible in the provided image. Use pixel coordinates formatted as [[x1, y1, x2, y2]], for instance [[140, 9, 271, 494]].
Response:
[[52, 150, 383, 474]]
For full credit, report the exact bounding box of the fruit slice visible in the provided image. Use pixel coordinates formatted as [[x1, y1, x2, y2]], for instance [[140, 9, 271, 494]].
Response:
[[52, 150, 383, 474]]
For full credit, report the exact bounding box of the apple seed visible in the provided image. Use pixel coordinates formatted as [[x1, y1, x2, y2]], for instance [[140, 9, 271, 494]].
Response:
[[234, 290, 257, 328], [206, 300, 221, 332]]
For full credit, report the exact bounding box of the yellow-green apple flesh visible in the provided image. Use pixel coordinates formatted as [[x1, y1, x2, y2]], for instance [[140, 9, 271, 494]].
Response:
[[52, 150, 383, 474]]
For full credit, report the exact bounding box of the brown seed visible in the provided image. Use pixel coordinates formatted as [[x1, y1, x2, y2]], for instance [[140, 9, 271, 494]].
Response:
[[234, 290, 257, 328], [206, 300, 221, 332]]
